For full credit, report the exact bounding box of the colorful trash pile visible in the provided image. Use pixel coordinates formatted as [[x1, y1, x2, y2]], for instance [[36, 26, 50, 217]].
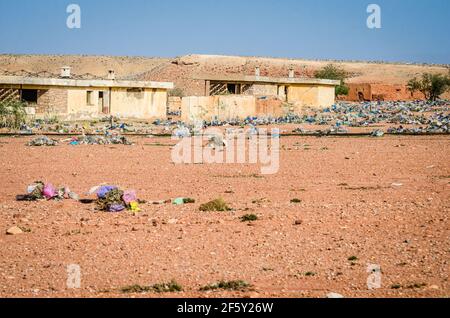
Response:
[[90, 185, 141, 212], [16, 181, 79, 201]]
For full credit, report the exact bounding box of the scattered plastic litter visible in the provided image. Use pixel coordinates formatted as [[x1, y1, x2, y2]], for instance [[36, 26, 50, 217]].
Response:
[[371, 130, 385, 137], [16, 181, 78, 201], [27, 136, 58, 147], [66, 135, 133, 145], [172, 197, 196, 205]]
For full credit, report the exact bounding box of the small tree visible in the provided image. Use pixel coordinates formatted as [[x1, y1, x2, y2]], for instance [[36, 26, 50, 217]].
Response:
[[168, 87, 184, 98], [314, 64, 349, 97], [407, 73, 450, 101]]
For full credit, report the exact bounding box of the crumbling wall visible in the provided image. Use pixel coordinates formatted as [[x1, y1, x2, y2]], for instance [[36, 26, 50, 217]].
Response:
[[243, 83, 278, 96], [370, 84, 425, 101], [255, 97, 286, 117], [168, 96, 182, 113], [345, 83, 425, 101], [346, 83, 372, 101]]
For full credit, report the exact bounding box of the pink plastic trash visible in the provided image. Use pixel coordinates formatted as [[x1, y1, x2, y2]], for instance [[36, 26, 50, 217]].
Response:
[[122, 190, 137, 204], [42, 183, 57, 199]]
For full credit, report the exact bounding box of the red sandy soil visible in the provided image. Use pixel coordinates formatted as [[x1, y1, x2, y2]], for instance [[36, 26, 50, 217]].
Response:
[[0, 134, 449, 298]]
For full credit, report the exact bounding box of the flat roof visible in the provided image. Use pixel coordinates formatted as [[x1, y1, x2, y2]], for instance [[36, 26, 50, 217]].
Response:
[[0, 76, 174, 89], [194, 74, 340, 86]]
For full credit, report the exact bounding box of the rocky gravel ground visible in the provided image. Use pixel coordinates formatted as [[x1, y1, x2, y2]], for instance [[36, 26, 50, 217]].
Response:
[[0, 134, 448, 298]]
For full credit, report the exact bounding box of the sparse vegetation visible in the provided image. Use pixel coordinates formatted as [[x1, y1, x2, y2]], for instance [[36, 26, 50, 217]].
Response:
[[305, 271, 316, 277], [290, 198, 302, 203], [168, 87, 185, 98], [407, 73, 450, 101], [120, 280, 183, 293], [348, 256, 358, 261], [0, 100, 27, 129], [406, 283, 427, 289], [199, 198, 231, 211], [314, 64, 349, 96], [199, 280, 251, 291], [182, 198, 196, 204], [240, 214, 258, 222], [151, 280, 183, 293], [120, 284, 152, 293]]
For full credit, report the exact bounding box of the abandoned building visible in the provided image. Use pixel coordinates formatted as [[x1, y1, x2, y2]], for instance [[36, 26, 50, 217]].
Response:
[[344, 83, 425, 101], [180, 69, 339, 121], [0, 67, 173, 120]]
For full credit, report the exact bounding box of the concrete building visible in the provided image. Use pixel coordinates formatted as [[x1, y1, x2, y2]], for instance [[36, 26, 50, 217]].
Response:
[[181, 72, 339, 122], [196, 74, 339, 107], [0, 68, 173, 120]]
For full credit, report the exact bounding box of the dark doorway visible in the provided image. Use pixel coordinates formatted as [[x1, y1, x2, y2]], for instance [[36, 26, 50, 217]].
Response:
[[227, 84, 237, 94], [358, 92, 365, 101], [21, 89, 38, 103]]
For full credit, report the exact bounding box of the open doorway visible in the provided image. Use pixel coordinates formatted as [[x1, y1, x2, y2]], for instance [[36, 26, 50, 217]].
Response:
[[99, 91, 110, 114], [21, 89, 38, 103]]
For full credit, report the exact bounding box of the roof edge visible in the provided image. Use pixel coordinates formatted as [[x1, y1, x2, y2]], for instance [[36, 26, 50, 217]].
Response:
[[194, 74, 340, 86], [0, 76, 174, 89]]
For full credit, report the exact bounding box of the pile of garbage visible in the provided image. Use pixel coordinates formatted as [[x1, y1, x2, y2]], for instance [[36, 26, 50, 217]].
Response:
[[90, 185, 141, 212], [66, 135, 133, 145], [371, 129, 385, 137], [16, 181, 79, 201], [13, 99, 450, 137], [27, 136, 58, 147]]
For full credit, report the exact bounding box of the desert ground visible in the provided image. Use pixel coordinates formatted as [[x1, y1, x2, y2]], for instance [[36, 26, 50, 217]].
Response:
[[0, 133, 448, 298]]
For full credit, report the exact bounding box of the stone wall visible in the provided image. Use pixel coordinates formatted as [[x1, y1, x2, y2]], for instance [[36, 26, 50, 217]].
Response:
[[35, 88, 68, 114]]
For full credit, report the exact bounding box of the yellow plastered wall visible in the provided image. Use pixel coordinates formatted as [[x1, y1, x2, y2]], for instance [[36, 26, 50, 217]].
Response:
[[317, 85, 336, 108], [181, 96, 216, 122], [67, 87, 100, 115], [287, 85, 336, 110], [181, 95, 256, 122], [110, 88, 167, 119], [217, 95, 256, 120]]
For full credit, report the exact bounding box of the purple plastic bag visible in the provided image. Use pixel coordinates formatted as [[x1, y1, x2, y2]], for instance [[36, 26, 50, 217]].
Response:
[[96, 186, 117, 199], [108, 204, 125, 212]]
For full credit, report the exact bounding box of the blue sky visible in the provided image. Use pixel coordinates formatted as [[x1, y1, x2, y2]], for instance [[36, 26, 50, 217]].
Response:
[[0, 0, 449, 63]]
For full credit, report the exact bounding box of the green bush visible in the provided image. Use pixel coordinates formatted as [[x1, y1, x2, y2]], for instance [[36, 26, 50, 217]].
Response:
[[200, 280, 251, 291], [0, 100, 27, 129], [407, 73, 450, 101], [199, 198, 231, 212], [314, 64, 349, 97]]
